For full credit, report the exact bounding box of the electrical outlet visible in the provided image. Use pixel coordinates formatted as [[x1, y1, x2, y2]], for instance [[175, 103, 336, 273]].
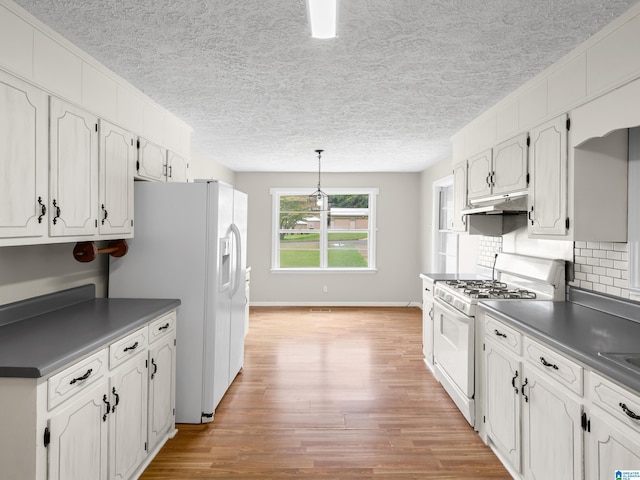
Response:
[[322, 285, 328, 293]]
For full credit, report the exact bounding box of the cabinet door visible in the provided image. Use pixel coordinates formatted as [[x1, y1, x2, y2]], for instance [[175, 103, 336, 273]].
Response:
[[493, 133, 529, 196], [528, 115, 568, 236], [167, 151, 189, 183], [451, 160, 468, 232], [137, 138, 167, 182], [485, 341, 522, 472], [522, 368, 583, 480], [99, 121, 134, 236], [467, 149, 493, 201], [109, 353, 148, 480], [49, 97, 99, 237], [587, 410, 640, 480], [148, 334, 176, 451], [0, 70, 48, 241], [48, 379, 109, 480], [422, 279, 435, 365]]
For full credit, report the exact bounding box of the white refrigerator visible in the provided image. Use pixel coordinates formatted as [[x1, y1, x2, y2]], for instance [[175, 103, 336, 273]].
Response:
[[109, 180, 248, 423]]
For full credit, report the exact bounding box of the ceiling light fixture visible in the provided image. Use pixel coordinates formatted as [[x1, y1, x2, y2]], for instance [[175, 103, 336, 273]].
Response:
[[307, 0, 337, 39], [310, 149, 328, 208]]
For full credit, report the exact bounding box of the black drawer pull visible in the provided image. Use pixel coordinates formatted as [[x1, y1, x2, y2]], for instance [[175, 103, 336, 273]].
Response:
[[103, 394, 110, 422], [112, 387, 120, 413], [521, 378, 529, 402], [158, 323, 170, 331], [620, 403, 640, 420], [123, 341, 139, 352], [511, 370, 519, 394], [540, 356, 559, 370], [69, 368, 92, 385], [151, 358, 158, 380], [494, 329, 507, 338], [37, 196, 46, 223]]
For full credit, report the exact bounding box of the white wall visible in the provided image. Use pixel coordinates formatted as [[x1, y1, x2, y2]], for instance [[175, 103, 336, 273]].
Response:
[[235, 172, 422, 305], [0, 243, 107, 304], [188, 148, 236, 185]]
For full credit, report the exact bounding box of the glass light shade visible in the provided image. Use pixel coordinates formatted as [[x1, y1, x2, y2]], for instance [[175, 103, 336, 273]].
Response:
[[307, 0, 337, 39]]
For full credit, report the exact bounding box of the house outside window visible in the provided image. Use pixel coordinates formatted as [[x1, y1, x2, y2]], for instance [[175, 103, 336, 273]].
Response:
[[270, 187, 378, 272]]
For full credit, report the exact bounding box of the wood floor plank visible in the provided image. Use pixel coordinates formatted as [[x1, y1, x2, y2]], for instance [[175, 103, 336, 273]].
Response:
[[141, 306, 510, 479]]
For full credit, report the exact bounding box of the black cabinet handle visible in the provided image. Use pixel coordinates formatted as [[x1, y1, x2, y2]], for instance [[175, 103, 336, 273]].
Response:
[[123, 341, 139, 352], [101, 204, 108, 225], [103, 394, 111, 422], [69, 368, 92, 385], [521, 378, 529, 402], [511, 370, 519, 394], [52, 199, 61, 225], [540, 356, 559, 370], [619, 403, 640, 420], [158, 323, 170, 331], [37, 197, 46, 223], [494, 329, 507, 338], [528, 206, 534, 225], [151, 358, 158, 380], [112, 387, 120, 413]]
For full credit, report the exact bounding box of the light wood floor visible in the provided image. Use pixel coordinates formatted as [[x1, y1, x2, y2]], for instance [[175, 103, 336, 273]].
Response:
[[141, 307, 510, 479]]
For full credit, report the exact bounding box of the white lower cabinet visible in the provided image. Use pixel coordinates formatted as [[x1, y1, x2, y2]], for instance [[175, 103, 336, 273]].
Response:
[[485, 340, 522, 471], [0, 310, 176, 480], [421, 276, 435, 369], [147, 327, 176, 452], [521, 368, 583, 480], [47, 379, 109, 480], [108, 352, 148, 480], [482, 313, 584, 480]]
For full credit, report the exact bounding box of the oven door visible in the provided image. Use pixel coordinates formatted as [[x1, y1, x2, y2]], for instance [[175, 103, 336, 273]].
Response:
[[433, 296, 475, 423]]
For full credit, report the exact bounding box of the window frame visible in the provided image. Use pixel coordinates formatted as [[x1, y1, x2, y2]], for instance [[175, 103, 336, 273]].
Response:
[[432, 175, 458, 273], [270, 187, 378, 273]]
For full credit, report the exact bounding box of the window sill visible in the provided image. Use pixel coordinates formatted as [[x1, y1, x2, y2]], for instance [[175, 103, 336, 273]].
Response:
[[270, 268, 378, 274]]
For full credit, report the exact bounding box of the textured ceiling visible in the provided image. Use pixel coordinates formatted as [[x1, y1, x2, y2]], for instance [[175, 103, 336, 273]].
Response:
[[12, 0, 640, 172]]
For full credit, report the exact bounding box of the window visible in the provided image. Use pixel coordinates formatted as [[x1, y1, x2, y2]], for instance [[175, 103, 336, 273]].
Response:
[[432, 176, 458, 273], [270, 187, 378, 271]]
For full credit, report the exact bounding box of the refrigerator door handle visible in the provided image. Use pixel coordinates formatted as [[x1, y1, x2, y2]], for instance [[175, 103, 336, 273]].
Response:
[[230, 223, 243, 297]]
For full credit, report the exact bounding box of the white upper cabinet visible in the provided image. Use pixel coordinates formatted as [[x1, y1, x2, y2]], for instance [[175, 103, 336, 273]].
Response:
[[467, 133, 529, 205], [167, 151, 189, 183], [136, 138, 167, 182], [528, 114, 568, 237], [467, 149, 493, 202], [99, 120, 134, 237], [492, 133, 529, 197], [451, 160, 468, 232], [49, 97, 100, 238], [0, 69, 48, 243]]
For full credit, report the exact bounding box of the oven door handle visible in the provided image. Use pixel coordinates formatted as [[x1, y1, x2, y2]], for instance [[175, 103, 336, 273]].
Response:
[[433, 296, 470, 322]]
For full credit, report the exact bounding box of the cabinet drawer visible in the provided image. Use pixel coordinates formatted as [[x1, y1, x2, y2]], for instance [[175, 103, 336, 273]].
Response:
[[48, 349, 108, 410], [524, 337, 583, 395], [109, 327, 147, 369], [590, 371, 640, 434], [485, 315, 522, 355], [148, 311, 176, 345]]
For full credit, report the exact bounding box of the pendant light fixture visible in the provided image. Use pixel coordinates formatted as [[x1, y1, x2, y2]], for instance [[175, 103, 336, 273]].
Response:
[[310, 149, 328, 209], [307, 0, 337, 39]]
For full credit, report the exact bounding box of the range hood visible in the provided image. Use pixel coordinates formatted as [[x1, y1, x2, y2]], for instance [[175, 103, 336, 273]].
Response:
[[461, 191, 528, 215]]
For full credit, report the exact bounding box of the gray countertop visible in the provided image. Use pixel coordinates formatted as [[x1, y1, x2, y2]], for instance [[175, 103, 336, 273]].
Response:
[[0, 286, 180, 378], [479, 298, 640, 394]]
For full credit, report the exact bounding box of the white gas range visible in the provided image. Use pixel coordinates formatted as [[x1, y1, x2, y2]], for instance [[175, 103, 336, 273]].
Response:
[[432, 253, 566, 427]]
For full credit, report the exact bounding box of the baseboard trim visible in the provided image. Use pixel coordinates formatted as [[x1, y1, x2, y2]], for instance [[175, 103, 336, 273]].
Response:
[[250, 301, 422, 308]]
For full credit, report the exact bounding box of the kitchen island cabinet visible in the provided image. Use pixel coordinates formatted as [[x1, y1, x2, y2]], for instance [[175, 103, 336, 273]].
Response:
[[0, 285, 179, 480]]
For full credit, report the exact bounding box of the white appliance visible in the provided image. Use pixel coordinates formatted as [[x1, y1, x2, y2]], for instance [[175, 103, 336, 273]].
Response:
[[432, 253, 565, 427], [109, 180, 248, 424]]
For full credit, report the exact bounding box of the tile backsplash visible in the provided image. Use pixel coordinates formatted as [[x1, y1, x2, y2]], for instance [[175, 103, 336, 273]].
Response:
[[478, 236, 503, 268], [569, 241, 631, 299]]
